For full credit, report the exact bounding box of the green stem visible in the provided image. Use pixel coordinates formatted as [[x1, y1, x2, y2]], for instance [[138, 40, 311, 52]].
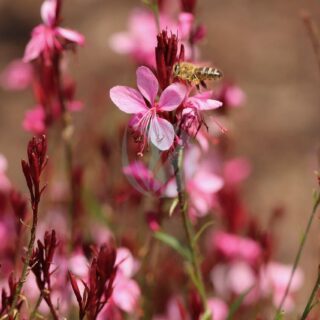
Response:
[[276, 191, 320, 316], [301, 266, 320, 320], [172, 146, 208, 310], [9, 200, 39, 316], [30, 295, 43, 320]]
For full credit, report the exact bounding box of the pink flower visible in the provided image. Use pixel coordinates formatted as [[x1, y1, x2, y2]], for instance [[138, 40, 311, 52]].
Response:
[[112, 247, 141, 313], [179, 90, 222, 136], [123, 161, 162, 194], [23, 0, 84, 62], [212, 231, 262, 265], [0, 60, 33, 90], [22, 106, 46, 134], [0, 155, 11, 192], [110, 66, 187, 151], [260, 262, 304, 312], [224, 85, 246, 108], [109, 9, 177, 66], [116, 247, 139, 278], [166, 146, 224, 217], [210, 261, 259, 304], [223, 157, 251, 186], [113, 275, 141, 313], [207, 298, 228, 320]]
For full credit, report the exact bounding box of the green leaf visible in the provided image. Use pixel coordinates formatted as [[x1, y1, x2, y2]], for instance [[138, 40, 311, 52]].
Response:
[[226, 286, 253, 320], [154, 231, 192, 262], [193, 220, 215, 245], [169, 198, 179, 216]]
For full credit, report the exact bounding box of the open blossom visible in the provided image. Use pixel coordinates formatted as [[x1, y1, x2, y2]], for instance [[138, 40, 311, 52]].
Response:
[[23, 0, 84, 63], [110, 66, 187, 151], [179, 90, 222, 136]]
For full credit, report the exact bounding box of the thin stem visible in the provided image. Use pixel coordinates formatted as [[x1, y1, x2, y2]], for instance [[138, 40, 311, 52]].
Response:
[[301, 266, 320, 320], [301, 12, 320, 75], [275, 192, 320, 316], [30, 295, 43, 320], [53, 53, 76, 242], [172, 146, 208, 310], [9, 200, 39, 316]]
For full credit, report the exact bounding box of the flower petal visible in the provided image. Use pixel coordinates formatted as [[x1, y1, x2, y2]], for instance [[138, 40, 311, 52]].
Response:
[[158, 83, 187, 111], [56, 27, 85, 45], [136, 66, 158, 105], [41, 0, 57, 26], [110, 86, 148, 114], [188, 96, 222, 111], [23, 27, 46, 62], [193, 171, 224, 193], [149, 116, 175, 150]]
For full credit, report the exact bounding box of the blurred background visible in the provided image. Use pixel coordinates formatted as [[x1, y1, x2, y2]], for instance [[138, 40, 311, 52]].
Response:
[[0, 0, 319, 309]]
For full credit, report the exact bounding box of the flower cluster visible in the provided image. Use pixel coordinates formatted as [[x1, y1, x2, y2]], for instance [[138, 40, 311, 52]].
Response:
[[1, 0, 84, 134]]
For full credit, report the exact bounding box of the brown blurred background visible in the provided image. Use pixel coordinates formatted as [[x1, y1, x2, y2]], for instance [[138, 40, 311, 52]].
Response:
[[0, 0, 320, 311]]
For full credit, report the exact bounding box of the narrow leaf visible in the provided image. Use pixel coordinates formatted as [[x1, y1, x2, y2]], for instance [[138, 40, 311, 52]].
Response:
[[154, 231, 191, 261], [193, 220, 215, 245], [226, 286, 253, 320], [169, 198, 179, 216]]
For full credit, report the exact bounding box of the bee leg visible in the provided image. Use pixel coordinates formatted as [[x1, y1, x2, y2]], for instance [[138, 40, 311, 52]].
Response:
[[200, 80, 207, 89]]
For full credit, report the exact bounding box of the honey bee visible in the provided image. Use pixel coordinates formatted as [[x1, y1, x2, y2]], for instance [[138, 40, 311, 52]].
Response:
[[173, 62, 222, 88]]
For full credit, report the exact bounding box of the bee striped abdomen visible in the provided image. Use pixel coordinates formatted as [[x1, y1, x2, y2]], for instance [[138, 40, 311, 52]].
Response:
[[196, 67, 222, 80]]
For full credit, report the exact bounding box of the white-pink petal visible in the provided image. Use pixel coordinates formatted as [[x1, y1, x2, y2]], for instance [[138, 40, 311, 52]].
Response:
[[110, 86, 148, 114], [113, 276, 141, 313], [158, 83, 187, 111], [56, 27, 85, 45], [149, 116, 175, 150], [188, 96, 222, 111], [136, 66, 158, 105], [41, 0, 57, 26], [207, 298, 228, 320], [193, 171, 224, 194]]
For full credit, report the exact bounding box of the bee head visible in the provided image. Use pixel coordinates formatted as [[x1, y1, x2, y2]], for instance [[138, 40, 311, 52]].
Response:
[[173, 63, 180, 76]]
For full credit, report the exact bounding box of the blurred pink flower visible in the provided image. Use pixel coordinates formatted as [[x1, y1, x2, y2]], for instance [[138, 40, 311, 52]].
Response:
[[0, 155, 11, 191], [212, 231, 262, 265], [109, 9, 177, 66], [110, 66, 187, 151], [223, 157, 251, 186], [23, 0, 84, 62], [214, 83, 246, 109], [178, 13, 194, 40], [123, 161, 162, 194], [224, 85, 246, 108], [153, 296, 186, 320], [166, 146, 224, 217], [260, 262, 304, 312], [207, 297, 228, 320], [22, 106, 46, 134], [0, 60, 33, 90], [112, 247, 141, 313], [210, 261, 259, 304], [113, 275, 141, 313]]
